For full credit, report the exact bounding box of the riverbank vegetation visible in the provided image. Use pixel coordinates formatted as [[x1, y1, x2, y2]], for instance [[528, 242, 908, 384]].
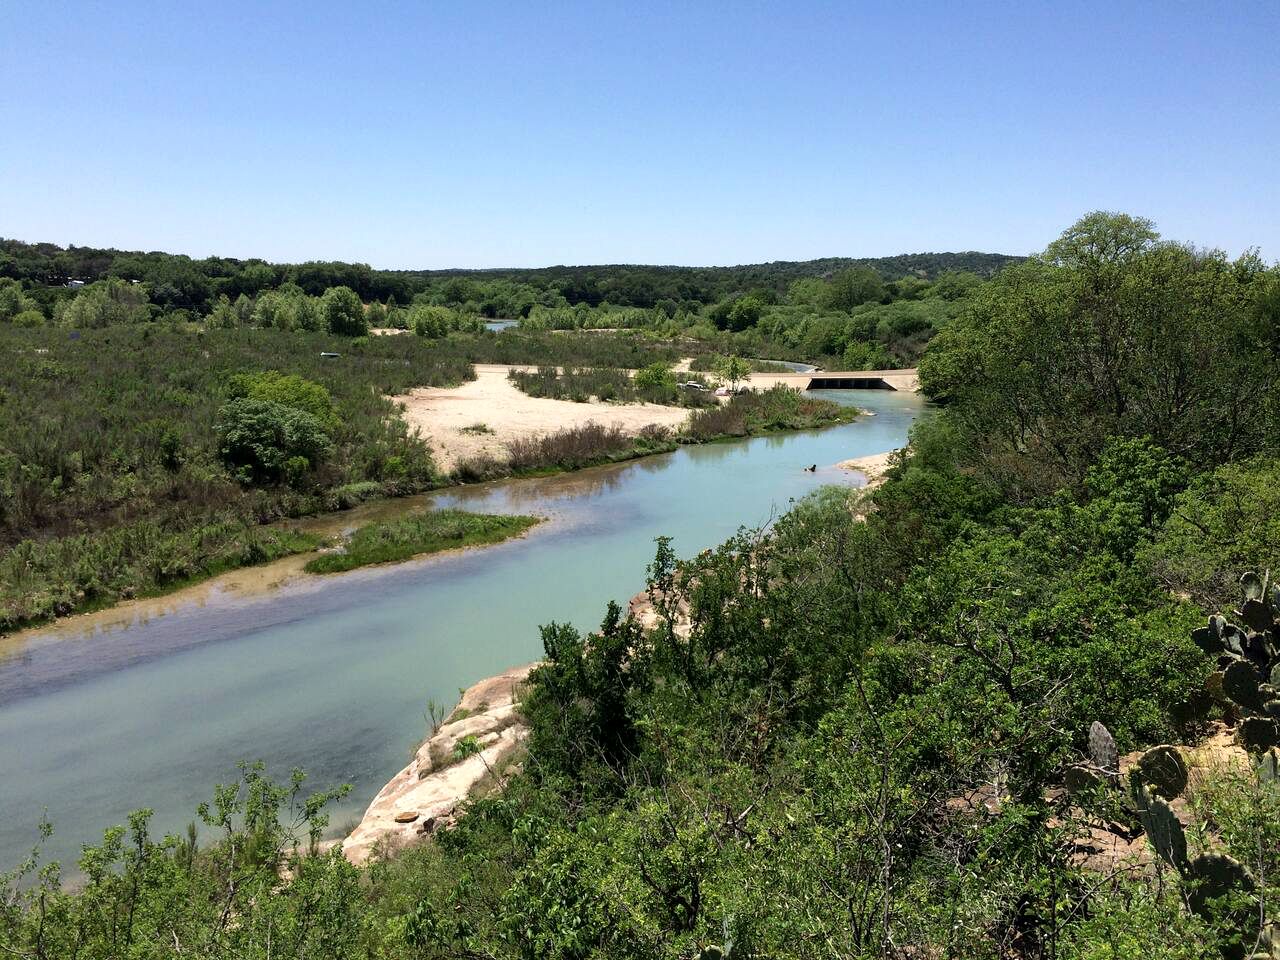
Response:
[[4, 213, 1280, 958], [304, 510, 541, 574], [506, 364, 717, 407], [455, 423, 680, 480], [683, 383, 855, 440], [0, 325, 476, 631]]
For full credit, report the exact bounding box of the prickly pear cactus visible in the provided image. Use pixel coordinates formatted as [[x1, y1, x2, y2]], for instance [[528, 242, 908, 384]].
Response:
[[1064, 764, 1104, 795], [1193, 571, 1280, 751], [1258, 748, 1280, 785], [1224, 661, 1264, 712], [1134, 744, 1189, 799], [1131, 781, 1188, 873], [1240, 716, 1280, 751], [1187, 851, 1255, 918], [1089, 720, 1118, 775]]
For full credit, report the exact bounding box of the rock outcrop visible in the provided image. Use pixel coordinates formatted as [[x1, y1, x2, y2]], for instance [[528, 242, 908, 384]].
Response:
[[343, 663, 534, 864]]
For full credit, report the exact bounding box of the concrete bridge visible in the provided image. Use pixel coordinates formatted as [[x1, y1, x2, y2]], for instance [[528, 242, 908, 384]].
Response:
[[750, 368, 919, 392]]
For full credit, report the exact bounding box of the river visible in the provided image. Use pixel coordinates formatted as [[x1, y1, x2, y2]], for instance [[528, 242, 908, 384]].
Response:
[[0, 389, 925, 871]]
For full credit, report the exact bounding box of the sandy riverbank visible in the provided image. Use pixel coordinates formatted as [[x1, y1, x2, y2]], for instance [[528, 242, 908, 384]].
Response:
[[392, 365, 693, 473], [836, 449, 900, 489]]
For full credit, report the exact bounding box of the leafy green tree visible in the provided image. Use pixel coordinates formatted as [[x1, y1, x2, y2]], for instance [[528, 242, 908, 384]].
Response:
[[228, 370, 339, 428], [633, 361, 675, 392], [841, 339, 893, 369], [0, 278, 39, 322], [10, 309, 44, 327], [727, 295, 764, 331], [410, 303, 457, 338], [54, 279, 152, 327], [715, 354, 751, 391], [319, 285, 366, 336], [920, 212, 1280, 495], [927, 269, 983, 300], [205, 294, 238, 328], [216, 398, 332, 485], [232, 293, 254, 324], [826, 267, 885, 311]]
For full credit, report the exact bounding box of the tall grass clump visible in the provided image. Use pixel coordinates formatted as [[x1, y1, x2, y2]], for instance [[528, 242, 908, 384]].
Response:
[[683, 385, 853, 441], [507, 365, 716, 407], [0, 514, 322, 632], [304, 509, 540, 574], [505, 423, 677, 473]]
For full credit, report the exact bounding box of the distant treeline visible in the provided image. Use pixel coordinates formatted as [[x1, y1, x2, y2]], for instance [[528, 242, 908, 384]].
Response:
[[1, 238, 1015, 368], [0, 237, 1019, 313]]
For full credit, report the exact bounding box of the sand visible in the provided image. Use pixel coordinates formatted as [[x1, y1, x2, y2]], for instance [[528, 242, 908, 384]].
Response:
[[836, 449, 899, 488], [392, 365, 693, 473]]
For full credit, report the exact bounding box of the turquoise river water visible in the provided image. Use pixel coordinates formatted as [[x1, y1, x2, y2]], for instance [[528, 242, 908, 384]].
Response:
[[0, 389, 925, 871]]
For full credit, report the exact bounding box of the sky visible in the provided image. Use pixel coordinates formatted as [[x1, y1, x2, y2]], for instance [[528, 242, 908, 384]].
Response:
[[2, 1, 1277, 269]]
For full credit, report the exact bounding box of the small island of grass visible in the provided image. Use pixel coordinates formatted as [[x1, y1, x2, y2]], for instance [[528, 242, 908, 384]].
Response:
[[304, 509, 542, 574]]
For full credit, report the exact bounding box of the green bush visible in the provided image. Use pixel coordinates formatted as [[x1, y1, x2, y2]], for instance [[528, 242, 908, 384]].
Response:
[[216, 398, 332, 486]]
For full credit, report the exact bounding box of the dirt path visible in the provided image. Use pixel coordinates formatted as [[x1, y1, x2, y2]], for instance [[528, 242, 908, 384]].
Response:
[[392, 365, 692, 473]]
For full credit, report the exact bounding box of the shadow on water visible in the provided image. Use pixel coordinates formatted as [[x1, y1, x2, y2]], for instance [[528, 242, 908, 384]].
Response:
[[0, 388, 928, 870]]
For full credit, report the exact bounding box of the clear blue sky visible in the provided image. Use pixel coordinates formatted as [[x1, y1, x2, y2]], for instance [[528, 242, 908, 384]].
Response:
[[2, 1, 1277, 268]]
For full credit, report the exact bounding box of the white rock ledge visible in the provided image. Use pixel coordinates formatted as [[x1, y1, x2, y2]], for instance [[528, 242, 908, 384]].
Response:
[[343, 663, 535, 864]]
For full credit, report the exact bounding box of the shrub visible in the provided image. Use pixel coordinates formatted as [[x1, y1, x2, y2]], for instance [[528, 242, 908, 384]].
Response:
[[506, 422, 675, 473], [216, 398, 332, 485], [633, 362, 674, 392], [320, 285, 367, 336], [227, 370, 339, 428], [683, 385, 851, 441]]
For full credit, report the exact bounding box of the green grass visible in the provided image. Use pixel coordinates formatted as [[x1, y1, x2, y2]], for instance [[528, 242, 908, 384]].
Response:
[[0, 517, 324, 634], [303, 509, 541, 574]]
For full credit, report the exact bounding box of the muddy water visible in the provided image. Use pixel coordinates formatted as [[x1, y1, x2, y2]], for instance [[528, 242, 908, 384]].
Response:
[[0, 389, 926, 870]]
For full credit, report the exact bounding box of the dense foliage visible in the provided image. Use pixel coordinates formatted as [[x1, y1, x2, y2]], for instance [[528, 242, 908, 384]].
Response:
[[0, 237, 1016, 311], [1, 237, 1014, 367], [304, 510, 541, 574], [506, 365, 717, 407], [0, 326, 467, 630], [4, 214, 1280, 958]]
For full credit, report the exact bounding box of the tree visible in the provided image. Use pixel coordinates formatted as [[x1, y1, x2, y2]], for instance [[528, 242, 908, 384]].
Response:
[[633, 361, 675, 393], [54, 279, 151, 327], [205, 294, 238, 328], [227, 370, 339, 428], [0, 279, 38, 322], [319, 285, 366, 336], [842, 340, 893, 370], [826, 267, 885, 311], [216, 398, 332, 485], [919, 212, 1280, 495], [717, 354, 751, 392], [727, 295, 764, 331], [410, 304, 456, 338]]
